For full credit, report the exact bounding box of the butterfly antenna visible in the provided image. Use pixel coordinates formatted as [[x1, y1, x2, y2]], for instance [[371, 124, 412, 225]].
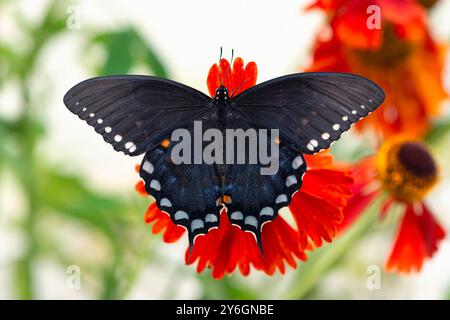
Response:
[[231, 78, 249, 97], [218, 47, 224, 85], [222, 49, 234, 88]]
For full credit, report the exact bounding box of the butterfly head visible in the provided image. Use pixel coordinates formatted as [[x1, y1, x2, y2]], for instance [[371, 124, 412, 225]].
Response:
[[215, 86, 229, 101]]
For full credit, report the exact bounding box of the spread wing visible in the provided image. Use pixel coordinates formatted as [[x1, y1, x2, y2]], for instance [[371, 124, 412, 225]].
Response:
[[231, 72, 385, 154], [63, 75, 212, 156]]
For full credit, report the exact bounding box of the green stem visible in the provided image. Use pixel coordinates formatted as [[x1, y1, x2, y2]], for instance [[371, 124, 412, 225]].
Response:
[[11, 0, 63, 299], [14, 80, 39, 299], [284, 195, 386, 299]]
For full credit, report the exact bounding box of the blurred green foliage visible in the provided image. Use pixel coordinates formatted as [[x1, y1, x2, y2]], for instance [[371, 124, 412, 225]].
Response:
[[0, 0, 168, 299], [89, 28, 168, 77]]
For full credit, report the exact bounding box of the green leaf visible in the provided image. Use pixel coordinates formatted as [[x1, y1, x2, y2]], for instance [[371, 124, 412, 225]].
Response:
[[91, 30, 134, 75], [37, 166, 139, 236], [17, 0, 70, 77], [199, 275, 258, 299], [88, 27, 168, 77], [129, 28, 168, 78], [425, 116, 450, 145], [0, 46, 18, 86], [13, 258, 34, 299]]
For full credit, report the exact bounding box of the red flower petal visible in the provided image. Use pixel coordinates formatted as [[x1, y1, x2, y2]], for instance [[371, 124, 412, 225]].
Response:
[[380, 198, 394, 219], [304, 28, 351, 73], [312, 0, 427, 50], [144, 203, 185, 243], [206, 63, 221, 98], [290, 153, 354, 248], [207, 57, 257, 97], [135, 180, 147, 197], [338, 156, 381, 232], [185, 211, 306, 279], [334, 0, 383, 50], [386, 202, 446, 273], [382, 0, 426, 43], [306, 0, 345, 10]]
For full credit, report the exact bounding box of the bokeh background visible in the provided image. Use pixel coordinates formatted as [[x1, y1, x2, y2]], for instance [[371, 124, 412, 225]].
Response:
[[1, 0, 450, 299]]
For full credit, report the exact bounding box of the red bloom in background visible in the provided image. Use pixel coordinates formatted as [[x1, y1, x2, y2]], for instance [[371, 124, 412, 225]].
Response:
[[136, 58, 354, 279], [309, 0, 426, 50], [306, 0, 448, 138], [341, 138, 445, 273]]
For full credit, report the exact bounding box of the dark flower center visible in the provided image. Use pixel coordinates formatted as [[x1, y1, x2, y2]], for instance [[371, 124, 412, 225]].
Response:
[[397, 142, 436, 177], [376, 139, 438, 203], [418, 0, 438, 8], [353, 25, 413, 68]]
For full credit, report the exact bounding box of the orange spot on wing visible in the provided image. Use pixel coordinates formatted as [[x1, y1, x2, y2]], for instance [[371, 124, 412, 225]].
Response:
[[222, 195, 232, 204], [161, 139, 170, 148]]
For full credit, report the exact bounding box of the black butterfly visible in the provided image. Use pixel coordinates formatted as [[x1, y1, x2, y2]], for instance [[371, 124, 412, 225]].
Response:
[[64, 72, 385, 251]]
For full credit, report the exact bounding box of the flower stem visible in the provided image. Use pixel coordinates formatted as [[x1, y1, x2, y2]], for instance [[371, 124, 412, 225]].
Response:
[[284, 195, 386, 299]]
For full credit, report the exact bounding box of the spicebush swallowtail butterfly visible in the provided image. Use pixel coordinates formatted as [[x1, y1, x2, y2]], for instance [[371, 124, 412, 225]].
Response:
[[64, 71, 384, 251]]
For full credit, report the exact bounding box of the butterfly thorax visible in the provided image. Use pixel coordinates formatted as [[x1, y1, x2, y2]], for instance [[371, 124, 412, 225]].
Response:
[[212, 86, 232, 124], [214, 85, 230, 102]]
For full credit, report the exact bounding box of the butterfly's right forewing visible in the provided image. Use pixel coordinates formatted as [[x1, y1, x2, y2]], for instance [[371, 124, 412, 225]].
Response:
[[231, 72, 385, 154]]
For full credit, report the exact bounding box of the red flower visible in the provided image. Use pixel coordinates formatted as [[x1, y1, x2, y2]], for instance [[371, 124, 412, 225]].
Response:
[[136, 58, 354, 278], [309, 0, 426, 50], [207, 57, 258, 97], [387, 202, 445, 272], [341, 138, 445, 273], [305, 0, 447, 138]]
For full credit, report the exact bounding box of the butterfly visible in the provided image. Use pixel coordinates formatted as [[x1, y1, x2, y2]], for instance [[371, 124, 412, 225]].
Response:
[[64, 71, 385, 251]]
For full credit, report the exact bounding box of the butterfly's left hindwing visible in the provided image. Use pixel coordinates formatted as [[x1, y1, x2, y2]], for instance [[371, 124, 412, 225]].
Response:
[[139, 120, 223, 246]]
